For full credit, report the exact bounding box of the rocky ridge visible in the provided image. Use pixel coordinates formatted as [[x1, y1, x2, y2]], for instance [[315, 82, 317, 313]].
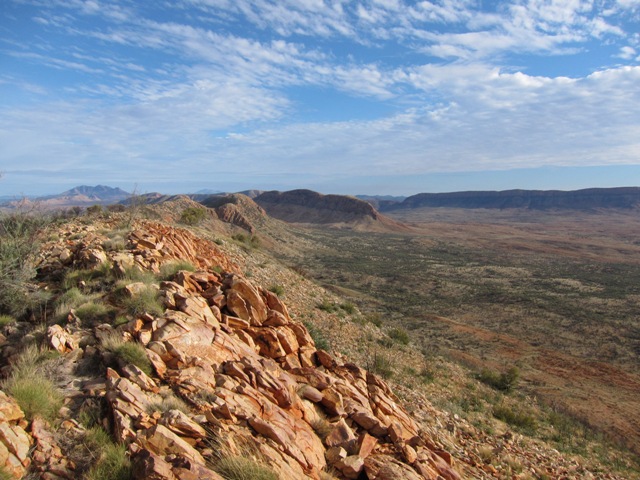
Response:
[[382, 187, 640, 211], [0, 218, 461, 479]]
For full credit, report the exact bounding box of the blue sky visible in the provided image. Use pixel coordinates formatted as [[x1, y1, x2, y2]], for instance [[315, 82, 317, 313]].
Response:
[[1, 0, 639, 196]]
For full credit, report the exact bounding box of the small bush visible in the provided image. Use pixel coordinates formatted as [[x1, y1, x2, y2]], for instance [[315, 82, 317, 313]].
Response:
[[85, 431, 132, 480], [388, 327, 410, 345], [0, 211, 50, 317], [0, 314, 16, 327], [4, 373, 62, 421], [268, 285, 285, 296], [121, 286, 163, 317], [113, 342, 152, 376], [478, 367, 519, 392], [62, 267, 111, 291], [339, 302, 356, 314], [231, 233, 261, 250], [158, 260, 196, 280], [370, 352, 394, 379], [302, 320, 330, 351], [214, 456, 278, 480], [316, 300, 338, 313], [180, 207, 207, 226], [118, 266, 156, 284], [86, 205, 103, 216], [493, 403, 536, 432], [146, 392, 189, 414], [74, 301, 114, 325]]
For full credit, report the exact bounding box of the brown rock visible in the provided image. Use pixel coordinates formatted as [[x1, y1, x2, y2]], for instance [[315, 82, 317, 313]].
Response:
[[262, 289, 292, 321], [298, 384, 323, 403], [0, 391, 25, 423], [325, 446, 348, 465], [137, 424, 205, 466], [356, 433, 378, 459], [132, 449, 178, 480], [159, 410, 207, 439], [336, 455, 364, 479], [324, 419, 356, 448], [47, 325, 76, 354], [364, 454, 423, 480], [320, 387, 345, 417], [315, 349, 336, 369], [225, 277, 268, 325], [246, 328, 286, 359]]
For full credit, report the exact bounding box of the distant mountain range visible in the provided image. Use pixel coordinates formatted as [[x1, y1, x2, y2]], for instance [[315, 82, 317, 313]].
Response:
[[3, 185, 639, 214], [378, 187, 640, 211]]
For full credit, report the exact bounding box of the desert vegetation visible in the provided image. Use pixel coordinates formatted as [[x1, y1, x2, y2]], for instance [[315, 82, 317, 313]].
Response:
[[266, 208, 640, 472]]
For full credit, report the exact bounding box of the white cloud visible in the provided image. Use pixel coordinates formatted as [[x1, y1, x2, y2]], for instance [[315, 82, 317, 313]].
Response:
[[3, 0, 640, 194]]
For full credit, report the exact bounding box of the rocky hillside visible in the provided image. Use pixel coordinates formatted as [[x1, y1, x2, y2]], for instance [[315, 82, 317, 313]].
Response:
[[254, 190, 408, 232], [0, 215, 460, 479], [383, 187, 640, 211], [0, 207, 635, 479]]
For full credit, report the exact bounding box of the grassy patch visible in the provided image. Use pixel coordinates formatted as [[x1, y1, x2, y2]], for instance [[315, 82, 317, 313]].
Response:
[[121, 286, 163, 317], [0, 314, 16, 327], [158, 260, 196, 280], [493, 402, 536, 433], [388, 327, 410, 345], [302, 320, 330, 351], [268, 285, 285, 296], [84, 427, 132, 480], [146, 392, 189, 414], [102, 334, 152, 376], [3, 345, 63, 422], [214, 456, 279, 480], [369, 352, 394, 379]]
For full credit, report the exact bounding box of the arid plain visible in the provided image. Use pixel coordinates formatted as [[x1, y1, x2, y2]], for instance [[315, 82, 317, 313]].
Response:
[[273, 206, 640, 456]]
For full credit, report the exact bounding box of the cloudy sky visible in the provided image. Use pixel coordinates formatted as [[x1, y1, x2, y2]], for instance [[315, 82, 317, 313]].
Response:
[[1, 0, 639, 196]]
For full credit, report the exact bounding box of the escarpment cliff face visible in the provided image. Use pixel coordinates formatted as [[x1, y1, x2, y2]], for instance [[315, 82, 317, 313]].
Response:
[[0, 219, 460, 479], [383, 187, 640, 211], [255, 190, 409, 231]]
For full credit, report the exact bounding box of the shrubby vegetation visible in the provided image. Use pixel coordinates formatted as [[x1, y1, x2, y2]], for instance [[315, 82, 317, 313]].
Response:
[[0, 211, 51, 318], [180, 207, 207, 225]]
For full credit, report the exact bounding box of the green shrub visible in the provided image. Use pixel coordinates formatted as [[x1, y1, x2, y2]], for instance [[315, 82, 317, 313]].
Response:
[[0, 211, 50, 317], [85, 430, 132, 480], [158, 260, 196, 280], [478, 367, 519, 392], [75, 301, 114, 325], [4, 372, 62, 421], [339, 302, 356, 314], [268, 285, 285, 296], [105, 339, 152, 376], [180, 207, 207, 225], [62, 266, 111, 292], [388, 327, 410, 345], [86, 205, 103, 216], [316, 300, 338, 313], [118, 266, 156, 284], [302, 320, 330, 351], [0, 314, 16, 327], [493, 403, 536, 432], [214, 456, 278, 480], [370, 353, 394, 379], [231, 233, 261, 250], [121, 286, 163, 317]]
